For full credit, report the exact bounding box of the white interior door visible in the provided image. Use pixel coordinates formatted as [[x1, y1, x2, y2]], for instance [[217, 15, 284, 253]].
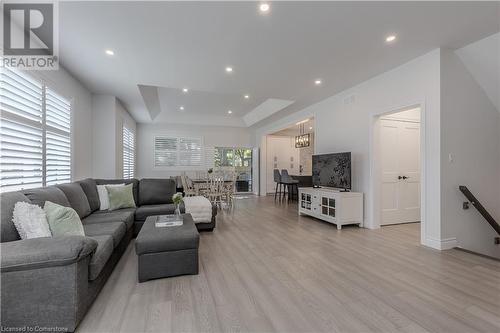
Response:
[[380, 119, 421, 225]]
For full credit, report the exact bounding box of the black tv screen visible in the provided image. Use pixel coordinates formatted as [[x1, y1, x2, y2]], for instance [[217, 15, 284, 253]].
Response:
[[312, 152, 351, 189]]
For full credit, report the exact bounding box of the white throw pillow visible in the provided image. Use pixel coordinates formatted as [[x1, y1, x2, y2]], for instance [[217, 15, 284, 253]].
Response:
[[12, 201, 52, 239], [97, 183, 125, 210]]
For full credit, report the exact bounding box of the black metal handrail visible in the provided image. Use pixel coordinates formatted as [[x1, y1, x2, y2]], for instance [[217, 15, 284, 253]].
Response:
[[459, 185, 500, 236]]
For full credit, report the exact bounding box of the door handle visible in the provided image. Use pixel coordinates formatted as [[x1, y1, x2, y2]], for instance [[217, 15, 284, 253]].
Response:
[[398, 176, 403, 180], [402, 176, 409, 180]]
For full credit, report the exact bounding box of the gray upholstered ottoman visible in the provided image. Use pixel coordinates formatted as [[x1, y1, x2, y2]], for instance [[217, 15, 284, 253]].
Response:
[[135, 213, 199, 282]]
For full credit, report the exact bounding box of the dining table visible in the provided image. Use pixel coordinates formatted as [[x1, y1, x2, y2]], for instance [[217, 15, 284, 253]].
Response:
[[190, 179, 234, 195]]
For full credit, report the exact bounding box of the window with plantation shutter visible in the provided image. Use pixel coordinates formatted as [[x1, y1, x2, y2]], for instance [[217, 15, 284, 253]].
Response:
[[123, 126, 135, 179], [45, 88, 71, 186], [154, 136, 203, 167], [0, 67, 72, 192], [179, 137, 202, 166], [154, 137, 177, 167]]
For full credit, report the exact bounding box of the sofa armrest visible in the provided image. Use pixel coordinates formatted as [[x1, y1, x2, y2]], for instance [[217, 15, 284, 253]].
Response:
[[1, 236, 97, 272]]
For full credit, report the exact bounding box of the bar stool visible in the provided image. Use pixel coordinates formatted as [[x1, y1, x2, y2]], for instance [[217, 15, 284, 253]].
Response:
[[273, 169, 283, 200], [281, 169, 299, 202]]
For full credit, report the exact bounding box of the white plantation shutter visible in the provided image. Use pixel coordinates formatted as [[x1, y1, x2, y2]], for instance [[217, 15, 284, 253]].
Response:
[[154, 136, 203, 167], [0, 67, 72, 192], [123, 126, 135, 179], [155, 137, 177, 167], [0, 68, 44, 192], [45, 88, 71, 186], [204, 146, 215, 169], [0, 119, 43, 192], [1, 67, 43, 122], [179, 137, 202, 166]]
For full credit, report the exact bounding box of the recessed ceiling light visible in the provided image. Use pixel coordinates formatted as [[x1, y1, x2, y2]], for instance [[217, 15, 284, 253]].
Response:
[[314, 79, 322, 85], [228, 110, 232, 114], [244, 95, 250, 99], [179, 106, 185, 111], [105, 49, 114, 56], [309, 126, 313, 130], [225, 66, 233, 73], [182, 88, 189, 93], [386, 35, 397, 43], [259, 3, 270, 13]]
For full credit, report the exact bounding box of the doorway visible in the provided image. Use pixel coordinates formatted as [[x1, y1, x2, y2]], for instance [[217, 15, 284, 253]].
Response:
[[265, 118, 315, 195], [378, 108, 421, 225], [214, 147, 253, 193]]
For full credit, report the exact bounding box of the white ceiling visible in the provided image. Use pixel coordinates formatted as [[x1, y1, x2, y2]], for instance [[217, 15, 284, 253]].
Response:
[[456, 32, 500, 112], [58, 1, 500, 126]]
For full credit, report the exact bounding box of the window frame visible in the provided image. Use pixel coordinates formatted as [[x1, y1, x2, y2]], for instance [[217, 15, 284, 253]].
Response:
[[0, 67, 73, 192]]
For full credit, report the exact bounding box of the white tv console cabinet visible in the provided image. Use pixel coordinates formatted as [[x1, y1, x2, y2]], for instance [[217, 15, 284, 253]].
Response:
[[298, 187, 363, 229]]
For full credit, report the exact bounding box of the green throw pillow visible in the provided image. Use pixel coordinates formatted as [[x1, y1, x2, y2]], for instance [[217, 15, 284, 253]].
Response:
[[44, 201, 85, 237], [106, 183, 136, 211]]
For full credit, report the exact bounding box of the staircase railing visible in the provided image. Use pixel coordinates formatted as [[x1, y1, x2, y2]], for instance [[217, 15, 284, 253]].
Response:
[[459, 185, 500, 244]]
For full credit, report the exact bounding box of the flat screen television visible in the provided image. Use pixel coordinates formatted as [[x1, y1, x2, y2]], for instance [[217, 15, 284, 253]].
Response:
[[312, 152, 351, 190]]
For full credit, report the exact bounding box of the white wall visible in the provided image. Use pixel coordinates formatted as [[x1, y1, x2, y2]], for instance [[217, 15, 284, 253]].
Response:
[[440, 49, 500, 258], [137, 123, 253, 179], [455, 32, 499, 111], [92, 95, 117, 178], [255, 49, 442, 249], [92, 95, 136, 178], [32, 68, 93, 181]]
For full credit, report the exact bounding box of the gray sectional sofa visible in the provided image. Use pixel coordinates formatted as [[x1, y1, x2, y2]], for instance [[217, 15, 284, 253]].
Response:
[[0, 178, 216, 332]]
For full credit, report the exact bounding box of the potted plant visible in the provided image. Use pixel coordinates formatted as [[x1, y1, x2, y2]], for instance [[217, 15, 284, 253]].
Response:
[[172, 192, 183, 217]]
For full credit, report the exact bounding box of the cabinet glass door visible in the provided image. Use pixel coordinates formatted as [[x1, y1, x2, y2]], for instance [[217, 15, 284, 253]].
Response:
[[301, 193, 312, 210], [320, 196, 335, 217]]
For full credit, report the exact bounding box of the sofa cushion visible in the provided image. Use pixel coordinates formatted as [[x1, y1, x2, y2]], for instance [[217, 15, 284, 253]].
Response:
[[77, 178, 100, 212], [138, 178, 176, 206], [1, 192, 30, 242], [56, 183, 92, 218], [88, 235, 113, 281], [83, 222, 126, 248], [22, 187, 70, 208], [82, 208, 135, 229], [135, 203, 184, 222], [95, 179, 139, 206]]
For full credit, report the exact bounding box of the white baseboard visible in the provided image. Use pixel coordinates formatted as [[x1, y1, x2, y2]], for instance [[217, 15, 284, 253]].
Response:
[[424, 237, 458, 250]]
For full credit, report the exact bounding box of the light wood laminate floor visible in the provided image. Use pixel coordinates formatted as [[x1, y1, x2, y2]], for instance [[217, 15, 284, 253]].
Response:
[[78, 196, 500, 333]]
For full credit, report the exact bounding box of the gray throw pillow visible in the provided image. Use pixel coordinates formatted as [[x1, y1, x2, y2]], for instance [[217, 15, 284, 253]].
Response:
[[106, 183, 136, 211]]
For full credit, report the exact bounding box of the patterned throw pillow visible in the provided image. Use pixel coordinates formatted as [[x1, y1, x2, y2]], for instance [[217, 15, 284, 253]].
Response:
[[44, 201, 85, 237], [12, 201, 52, 239]]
